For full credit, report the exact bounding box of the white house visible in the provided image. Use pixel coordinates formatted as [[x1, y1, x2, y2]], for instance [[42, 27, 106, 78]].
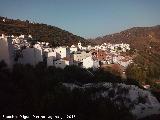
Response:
[[55, 46, 70, 59], [87, 45, 93, 51], [12, 37, 21, 44], [83, 56, 100, 69], [54, 59, 72, 69], [0, 34, 14, 67], [3, 18, 5, 22], [28, 35, 32, 38], [43, 47, 53, 53], [70, 45, 78, 53], [82, 46, 87, 50], [73, 51, 91, 62], [46, 51, 56, 67], [20, 45, 43, 66], [118, 60, 132, 68], [19, 34, 25, 39], [94, 45, 100, 51], [20, 48, 35, 65], [117, 56, 133, 68], [34, 44, 43, 64]]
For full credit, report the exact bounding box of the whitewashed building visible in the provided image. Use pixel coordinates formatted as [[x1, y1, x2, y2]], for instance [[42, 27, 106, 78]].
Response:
[[0, 34, 14, 67], [73, 51, 91, 62], [20, 44, 43, 66], [28, 35, 32, 39], [46, 51, 56, 67], [87, 45, 93, 51], [83, 56, 100, 69], [70, 45, 77, 53], [55, 46, 70, 59], [54, 59, 72, 69], [19, 34, 25, 39]]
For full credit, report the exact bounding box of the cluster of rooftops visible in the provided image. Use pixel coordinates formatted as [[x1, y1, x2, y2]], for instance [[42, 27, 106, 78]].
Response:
[[0, 34, 132, 69]]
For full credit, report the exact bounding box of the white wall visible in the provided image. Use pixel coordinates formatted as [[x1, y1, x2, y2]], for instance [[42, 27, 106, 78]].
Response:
[[73, 51, 91, 62], [93, 60, 100, 69], [0, 36, 14, 67], [55, 47, 70, 59], [54, 59, 70, 69], [34, 44, 43, 64], [83, 56, 100, 69], [21, 48, 35, 65], [83, 56, 94, 69], [47, 51, 56, 67], [21, 47, 43, 66], [70, 47, 77, 53]]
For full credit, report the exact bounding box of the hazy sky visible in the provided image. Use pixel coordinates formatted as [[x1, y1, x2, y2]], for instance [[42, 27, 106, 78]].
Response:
[[0, 0, 160, 38]]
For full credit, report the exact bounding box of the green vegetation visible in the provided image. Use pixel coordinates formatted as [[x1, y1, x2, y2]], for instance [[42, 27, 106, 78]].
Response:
[[126, 50, 160, 88], [0, 16, 90, 47]]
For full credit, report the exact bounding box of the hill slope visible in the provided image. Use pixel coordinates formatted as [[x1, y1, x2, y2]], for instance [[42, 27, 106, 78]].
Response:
[[93, 26, 160, 54], [0, 16, 89, 47], [92, 26, 160, 84]]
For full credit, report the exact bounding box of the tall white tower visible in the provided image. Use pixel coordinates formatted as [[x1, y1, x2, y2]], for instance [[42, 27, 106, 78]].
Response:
[[78, 41, 82, 50]]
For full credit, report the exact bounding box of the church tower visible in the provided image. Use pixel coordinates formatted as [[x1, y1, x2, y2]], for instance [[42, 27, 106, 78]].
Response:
[[78, 41, 82, 50]]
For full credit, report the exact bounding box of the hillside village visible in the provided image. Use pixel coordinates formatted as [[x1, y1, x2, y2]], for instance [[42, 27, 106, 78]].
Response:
[[0, 34, 132, 71], [1, 0, 160, 118]]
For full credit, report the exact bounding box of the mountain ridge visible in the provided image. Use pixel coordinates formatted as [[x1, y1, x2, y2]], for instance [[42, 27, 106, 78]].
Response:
[[92, 25, 160, 53]]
